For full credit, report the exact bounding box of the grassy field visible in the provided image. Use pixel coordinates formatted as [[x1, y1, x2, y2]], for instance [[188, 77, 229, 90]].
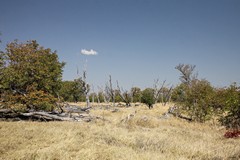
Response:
[[0, 103, 239, 160]]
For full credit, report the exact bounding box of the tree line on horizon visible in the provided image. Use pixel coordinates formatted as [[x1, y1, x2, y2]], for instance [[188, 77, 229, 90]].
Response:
[[0, 40, 239, 132]]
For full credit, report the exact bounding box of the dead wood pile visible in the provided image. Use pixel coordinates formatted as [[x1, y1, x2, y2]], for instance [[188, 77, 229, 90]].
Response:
[[0, 103, 101, 122]]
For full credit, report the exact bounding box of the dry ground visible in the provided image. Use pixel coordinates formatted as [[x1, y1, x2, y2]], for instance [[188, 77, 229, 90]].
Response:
[[0, 103, 239, 160]]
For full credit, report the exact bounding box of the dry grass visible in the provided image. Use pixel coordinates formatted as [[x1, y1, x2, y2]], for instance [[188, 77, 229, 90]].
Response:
[[0, 103, 240, 160]]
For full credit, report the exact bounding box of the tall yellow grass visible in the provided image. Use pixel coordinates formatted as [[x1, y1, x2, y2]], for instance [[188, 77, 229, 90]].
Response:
[[0, 103, 239, 160]]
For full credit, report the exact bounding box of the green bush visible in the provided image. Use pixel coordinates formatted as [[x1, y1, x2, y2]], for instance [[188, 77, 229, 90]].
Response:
[[141, 88, 155, 109], [174, 79, 215, 122], [219, 83, 240, 130], [59, 78, 85, 102]]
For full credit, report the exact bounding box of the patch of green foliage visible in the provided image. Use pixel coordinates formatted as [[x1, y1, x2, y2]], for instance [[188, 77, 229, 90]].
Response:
[[0, 40, 65, 111], [218, 83, 240, 130], [141, 88, 155, 109], [174, 64, 240, 130]]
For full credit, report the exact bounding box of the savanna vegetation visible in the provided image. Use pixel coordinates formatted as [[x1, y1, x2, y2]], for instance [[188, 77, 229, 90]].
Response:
[[0, 40, 239, 159], [0, 103, 240, 160]]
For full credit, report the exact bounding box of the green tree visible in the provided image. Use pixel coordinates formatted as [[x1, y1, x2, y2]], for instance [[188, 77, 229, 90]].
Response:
[[1, 40, 65, 111], [114, 89, 122, 103], [0, 33, 5, 95], [219, 83, 240, 130], [181, 79, 215, 122], [175, 64, 215, 122], [59, 78, 86, 102], [141, 88, 155, 109], [72, 78, 85, 102], [59, 81, 74, 102], [171, 84, 187, 102], [0, 50, 5, 94]]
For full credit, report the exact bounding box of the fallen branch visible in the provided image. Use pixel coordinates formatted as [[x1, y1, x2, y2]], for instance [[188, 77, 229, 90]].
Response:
[[162, 106, 192, 121], [20, 112, 73, 121], [0, 107, 95, 122]]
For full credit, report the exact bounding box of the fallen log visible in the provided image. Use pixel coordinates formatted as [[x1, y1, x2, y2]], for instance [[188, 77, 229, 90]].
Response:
[[163, 106, 192, 121], [0, 101, 102, 122], [0, 108, 102, 122], [64, 106, 92, 113], [20, 112, 73, 121], [80, 106, 92, 112], [0, 109, 13, 114]]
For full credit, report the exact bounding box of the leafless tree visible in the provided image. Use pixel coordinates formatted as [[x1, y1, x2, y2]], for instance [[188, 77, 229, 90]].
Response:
[[97, 86, 108, 104], [175, 64, 198, 86], [105, 75, 115, 107], [163, 85, 173, 106], [83, 70, 90, 108], [91, 85, 95, 103], [96, 86, 101, 104], [116, 81, 132, 107], [153, 79, 166, 103]]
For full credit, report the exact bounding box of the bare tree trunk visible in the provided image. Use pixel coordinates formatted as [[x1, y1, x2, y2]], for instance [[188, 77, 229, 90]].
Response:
[[86, 94, 90, 108], [103, 94, 107, 103], [109, 75, 115, 107], [97, 95, 100, 104], [92, 85, 95, 104], [83, 70, 90, 108], [105, 75, 115, 107], [164, 86, 173, 106]]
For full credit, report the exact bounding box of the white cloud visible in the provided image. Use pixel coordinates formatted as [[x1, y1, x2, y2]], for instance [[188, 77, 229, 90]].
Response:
[[81, 49, 98, 55]]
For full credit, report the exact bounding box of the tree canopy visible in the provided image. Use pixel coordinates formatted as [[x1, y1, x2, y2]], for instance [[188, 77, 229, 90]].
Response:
[[0, 40, 65, 111], [59, 78, 86, 102]]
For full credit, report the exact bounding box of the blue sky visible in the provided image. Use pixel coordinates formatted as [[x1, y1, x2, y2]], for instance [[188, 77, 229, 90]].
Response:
[[1, 0, 240, 90]]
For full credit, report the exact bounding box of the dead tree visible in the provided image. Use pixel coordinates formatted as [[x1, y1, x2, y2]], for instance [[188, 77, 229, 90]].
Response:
[[153, 79, 166, 104], [105, 75, 115, 107], [83, 70, 90, 108], [91, 85, 95, 103], [175, 64, 198, 86], [163, 85, 173, 106], [97, 86, 106, 104], [116, 81, 132, 107]]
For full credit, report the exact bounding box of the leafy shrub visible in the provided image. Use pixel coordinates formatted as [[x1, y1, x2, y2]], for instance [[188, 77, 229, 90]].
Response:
[[141, 88, 155, 109], [174, 79, 215, 122], [219, 83, 240, 130]]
